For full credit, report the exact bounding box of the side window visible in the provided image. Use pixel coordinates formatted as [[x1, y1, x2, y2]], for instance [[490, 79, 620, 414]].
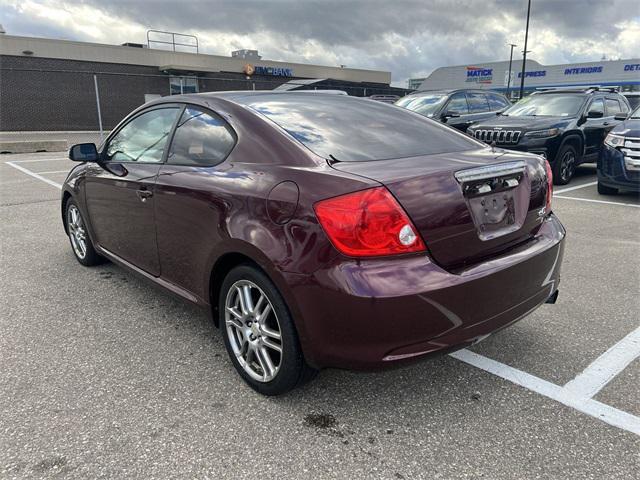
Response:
[[605, 98, 622, 116], [467, 92, 491, 113], [167, 107, 236, 166], [106, 108, 179, 163], [587, 98, 604, 116], [488, 94, 510, 111], [446, 93, 469, 115]]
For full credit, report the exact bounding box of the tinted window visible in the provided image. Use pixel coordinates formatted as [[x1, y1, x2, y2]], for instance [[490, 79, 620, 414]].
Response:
[[605, 98, 622, 116], [167, 107, 236, 166], [446, 93, 469, 115], [467, 92, 490, 113], [488, 93, 510, 110], [505, 94, 585, 117], [587, 98, 604, 115], [246, 94, 480, 162], [106, 108, 179, 163]]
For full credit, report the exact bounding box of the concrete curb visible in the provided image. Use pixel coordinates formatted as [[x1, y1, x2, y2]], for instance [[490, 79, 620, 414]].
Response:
[[0, 140, 68, 154]]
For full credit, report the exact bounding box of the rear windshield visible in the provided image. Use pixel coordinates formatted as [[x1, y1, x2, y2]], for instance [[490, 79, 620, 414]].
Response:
[[244, 94, 480, 162]]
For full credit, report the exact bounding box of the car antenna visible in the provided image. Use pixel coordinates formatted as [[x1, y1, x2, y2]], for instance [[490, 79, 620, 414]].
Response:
[[328, 154, 340, 165]]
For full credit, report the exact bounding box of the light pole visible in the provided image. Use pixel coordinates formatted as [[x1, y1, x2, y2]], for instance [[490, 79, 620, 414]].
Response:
[[519, 0, 532, 100], [506, 43, 517, 99]]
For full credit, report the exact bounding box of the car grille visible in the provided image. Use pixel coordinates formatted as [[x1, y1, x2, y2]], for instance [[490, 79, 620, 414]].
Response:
[[621, 137, 640, 172], [473, 129, 521, 144]]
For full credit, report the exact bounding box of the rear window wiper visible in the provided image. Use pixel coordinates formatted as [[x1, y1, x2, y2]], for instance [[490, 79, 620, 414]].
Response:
[[327, 154, 341, 165]]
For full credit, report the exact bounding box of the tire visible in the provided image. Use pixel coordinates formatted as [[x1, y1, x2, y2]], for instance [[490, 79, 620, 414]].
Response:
[[597, 181, 618, 195], [64, 198, 104, 266], [552, 143, 578, 185], [219, 264, 317, 395]]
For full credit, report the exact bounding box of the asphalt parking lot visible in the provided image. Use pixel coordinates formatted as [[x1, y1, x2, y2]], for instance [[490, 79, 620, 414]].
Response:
[[1, 152, 639, 479]]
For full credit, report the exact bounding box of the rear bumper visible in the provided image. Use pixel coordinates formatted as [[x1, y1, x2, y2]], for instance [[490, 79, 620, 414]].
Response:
[[285, 214, 565, 370], [597, 145, 640, 192]]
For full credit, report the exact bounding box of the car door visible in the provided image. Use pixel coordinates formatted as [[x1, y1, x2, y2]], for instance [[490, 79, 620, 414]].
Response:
[[583, 97, 607, 157], [154, 105, 237, 299], [441, 92, 471, 131], [84, 105, 181, 276]]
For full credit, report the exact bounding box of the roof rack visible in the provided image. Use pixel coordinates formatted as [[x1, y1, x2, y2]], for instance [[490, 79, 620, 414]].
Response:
[[535, 85, 619, 93]]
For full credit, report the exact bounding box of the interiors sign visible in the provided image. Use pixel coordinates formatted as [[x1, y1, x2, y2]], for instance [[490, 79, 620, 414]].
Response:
[[466, 66, 493, 84]]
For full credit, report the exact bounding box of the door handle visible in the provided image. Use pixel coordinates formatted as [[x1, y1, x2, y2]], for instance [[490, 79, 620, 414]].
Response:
[[136, 189, 153, 202], [603, 122, 610, 126]]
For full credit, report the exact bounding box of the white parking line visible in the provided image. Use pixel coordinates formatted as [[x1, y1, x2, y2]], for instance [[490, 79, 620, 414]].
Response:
[[554, 181, 598, 194], [4, 157, 68, 164], [451, 349, 640, 436], [564, 327, 640, 399], [7, 156, 640, 436], [33, 170, 71, 174], [554, 195, 640, 208], [5, 161, 63, 189]]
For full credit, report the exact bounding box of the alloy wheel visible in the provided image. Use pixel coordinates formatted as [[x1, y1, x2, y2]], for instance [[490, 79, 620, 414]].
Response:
[[560, 150, 576, 183], [67, 204, 88, 259], [224, 280, 283, 382]]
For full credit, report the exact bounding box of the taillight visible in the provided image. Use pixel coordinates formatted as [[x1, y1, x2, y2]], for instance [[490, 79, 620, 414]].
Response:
[[543, 159, 553, 213], [314, 187, 426, 257]]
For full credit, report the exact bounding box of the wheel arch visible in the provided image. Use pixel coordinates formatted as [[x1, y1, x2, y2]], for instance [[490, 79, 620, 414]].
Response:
[[559, 133, 583, 159], [61, 190, 73, 234]]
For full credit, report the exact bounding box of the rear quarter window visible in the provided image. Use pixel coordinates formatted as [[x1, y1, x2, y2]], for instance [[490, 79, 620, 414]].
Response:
[[246, 95, 480, 162]]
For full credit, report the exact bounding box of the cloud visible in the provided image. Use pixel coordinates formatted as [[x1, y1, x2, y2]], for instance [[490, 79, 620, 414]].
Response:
[[2, 0, 639, 86]]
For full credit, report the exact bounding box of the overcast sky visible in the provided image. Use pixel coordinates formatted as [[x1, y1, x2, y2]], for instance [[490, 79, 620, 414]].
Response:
[[2, 0, 639, 86]]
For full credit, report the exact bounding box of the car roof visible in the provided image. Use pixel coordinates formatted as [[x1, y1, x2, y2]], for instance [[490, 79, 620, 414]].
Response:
[[407, 88, 504, 97]]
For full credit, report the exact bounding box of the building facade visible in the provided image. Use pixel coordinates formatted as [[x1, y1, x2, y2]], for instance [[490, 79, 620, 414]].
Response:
[[412, 58, 640, 99], [0, 35, 406, 131]]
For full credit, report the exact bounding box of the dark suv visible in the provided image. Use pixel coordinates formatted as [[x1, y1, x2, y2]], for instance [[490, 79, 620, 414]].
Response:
[[395, 89, 511, 132], [468, 88, 631, 184]]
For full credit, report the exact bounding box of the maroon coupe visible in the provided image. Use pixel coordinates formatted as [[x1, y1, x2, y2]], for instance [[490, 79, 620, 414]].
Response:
[[63, 91, 565, 395]]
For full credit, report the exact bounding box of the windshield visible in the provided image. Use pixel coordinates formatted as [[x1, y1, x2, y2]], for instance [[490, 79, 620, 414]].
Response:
[[504, 94, 585, 117], [244, 94, 480, 162], [630, 105, 640, 119], [395, 94, 447, 117]]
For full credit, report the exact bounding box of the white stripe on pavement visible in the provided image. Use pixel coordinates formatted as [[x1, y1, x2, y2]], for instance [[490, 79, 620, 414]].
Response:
[[554, 195, 640, 208], [6, 161, 63, 189], [564, 327, 640, 399], [5, 157, 68, 164], [450, 348, 640, 436], [554, 181, 598, 194]]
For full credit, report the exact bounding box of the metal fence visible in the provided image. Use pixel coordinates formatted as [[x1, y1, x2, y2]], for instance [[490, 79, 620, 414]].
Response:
[[0, 65, 412, 134]]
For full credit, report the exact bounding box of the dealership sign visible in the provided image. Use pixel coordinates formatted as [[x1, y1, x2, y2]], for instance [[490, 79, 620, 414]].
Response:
[[564, 66, 603, 75], [518, 70, 547, 78], [466, 66, 493, 84], [243, 63, 293, 77]]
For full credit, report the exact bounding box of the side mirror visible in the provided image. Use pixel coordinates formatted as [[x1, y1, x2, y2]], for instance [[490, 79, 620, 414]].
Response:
[[69, 143, 99, 162], [614, 113, 628, 121], [442, 110, 461, 119], [587, 110, 604, 119]]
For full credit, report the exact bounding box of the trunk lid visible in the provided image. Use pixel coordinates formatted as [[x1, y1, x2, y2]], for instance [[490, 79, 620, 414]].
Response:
[[331, 147, 548, 270]]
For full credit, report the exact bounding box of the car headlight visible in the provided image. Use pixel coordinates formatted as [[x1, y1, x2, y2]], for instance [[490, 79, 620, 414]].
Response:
[[524, 128, 560, 138], [604, 133, 625, 148]]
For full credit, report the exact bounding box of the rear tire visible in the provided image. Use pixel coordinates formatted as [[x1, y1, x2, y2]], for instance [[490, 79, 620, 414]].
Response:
[[64, 199, 104, 266], [552, 143, 578, 185], [597, 181, 618, 195], [219, 264, 317, 395]]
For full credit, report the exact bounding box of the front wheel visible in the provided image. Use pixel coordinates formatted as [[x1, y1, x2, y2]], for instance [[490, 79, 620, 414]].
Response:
[[219, 265, 317, 395], [552, 144, 578, 185], [65, 199, 104, 266]]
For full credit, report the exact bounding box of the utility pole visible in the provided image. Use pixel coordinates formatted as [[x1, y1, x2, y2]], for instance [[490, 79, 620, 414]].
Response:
[[519, 0, 532, 100], [506, 43, 517, 99]]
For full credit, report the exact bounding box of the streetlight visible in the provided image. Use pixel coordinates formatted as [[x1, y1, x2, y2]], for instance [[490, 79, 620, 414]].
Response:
[[519, 0, 532, 100], [506, 43, 517, 99]]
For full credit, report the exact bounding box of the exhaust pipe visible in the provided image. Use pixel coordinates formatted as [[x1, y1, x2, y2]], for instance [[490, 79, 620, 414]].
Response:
[[545, 290, 559, 304]]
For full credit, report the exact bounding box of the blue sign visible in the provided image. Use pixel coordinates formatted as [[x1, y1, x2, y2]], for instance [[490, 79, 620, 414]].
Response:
[[518, 70, 546, 78], [564, 66, 603, 75], [254, 66, 293, 77], [466, 67, 493, 83], [624, 64, 640, 71]]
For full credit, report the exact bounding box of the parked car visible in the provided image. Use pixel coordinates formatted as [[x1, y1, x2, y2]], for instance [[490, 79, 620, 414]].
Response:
[[395, 89, 511, 132], [622, 92, 640, 110], [368, 94, 401, 104], [597, 105, 640, 194], [63, 92, 565, 395], [468, 87, 632, 185]]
